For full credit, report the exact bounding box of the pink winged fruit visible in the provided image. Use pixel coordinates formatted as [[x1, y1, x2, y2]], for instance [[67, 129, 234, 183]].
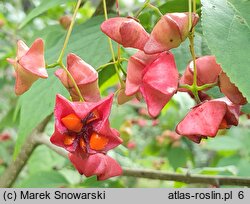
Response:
[[55, 53, 101, 102], [101, 17, 149, 50], [7, 38, 48, 95], [69, 153, 122, 180], [144, 12, 199, 54], [50, 94, 122, 157], [176, 97, 240, 143], [125, 51, 178, 117]]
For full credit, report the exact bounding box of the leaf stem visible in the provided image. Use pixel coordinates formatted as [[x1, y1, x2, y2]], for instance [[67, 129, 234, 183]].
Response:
[[135, 0, 163, 18], [115, 0, 122, 61], [179, 84, 192, 90], [59, 62, 84, 101], [46, 62, 59, 69], [117, 62, 127, 77], [96, 61, 117, 72], [179, 82, 218, 92], [193, 0, 196, 13], [135, 0, 150, 18], [102, 0, 125, 87], [147, 3, 163, 17], [96, 58, 128, 72], [188, 0, 200, 103], [55, 0, 84, 102], [197, 82, 218, 91], [116, 0, 120, 16], [188, 0, 192, 31], [57, 0, 82, 64]]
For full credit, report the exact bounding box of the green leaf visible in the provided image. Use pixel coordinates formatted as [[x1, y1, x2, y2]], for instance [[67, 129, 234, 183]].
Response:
[[19, 0, 69, 29], [159, 0, 189, 13], [159, 0, 201, 13], [228, 0, 250, 26], [177, 166, 237, 176], [167, 147, 189, 170], [217, 155, 241, 167], [241, 103, 250, 114], [139, 0, 201, 32], [190, 166, 237, 176], [110, 105, 135, 130], [27, 145, 66, 175], [17, 171, 69, 188], [0, 108, 18, 131], [80, 176, 124, 188], [219, 156, 250, 177], [237, 159, 250, 177], [34, 25, 65, 48], [0, 141, 12, 165], [99, 64, 119, 95], [172, 31, 211, 72], [59, 169, 82, 185], [201, 0, 250, 101], [204, 136, 242, 152], [139, 0, 200, 32], [205, 86, 224, 99], [229, 128, 250, 154], [14, 70, 68, 158], [98, 65, 116, 88], [45, 16, 113, 68]]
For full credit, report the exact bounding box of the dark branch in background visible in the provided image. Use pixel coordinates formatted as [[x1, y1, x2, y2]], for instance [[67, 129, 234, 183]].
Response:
[[80, 0, 86, 8], [2, 128, 250, 187], [22, 0, 33, 13], [1, 0, 250, 188], [0, 115, 52, 188], [122, 169, 250, 187], [36, 135, 250, 187], [93, 0, 116, 16], [35, 134, 68, 158]]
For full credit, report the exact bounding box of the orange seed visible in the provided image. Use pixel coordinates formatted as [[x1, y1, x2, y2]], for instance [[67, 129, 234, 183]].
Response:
[[63, 134, 76, 146], [86, 110, 100, 124], [90, 132, 109, 151], [79, 138, 86, 152], [61, 113, 83, 132]]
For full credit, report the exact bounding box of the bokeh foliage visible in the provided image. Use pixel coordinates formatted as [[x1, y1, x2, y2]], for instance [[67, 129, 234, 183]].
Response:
[[0, 0, 250, 187]]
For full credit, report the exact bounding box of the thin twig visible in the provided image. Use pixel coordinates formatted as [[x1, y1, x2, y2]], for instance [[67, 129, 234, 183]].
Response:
[[57, 0, 82, 63], [3, 131, 250, 187], [0, 115, 52, 188], [35, 135, 68, 158], [188, 0, 201, 103], [37, 135, 250, 187], [93, 0, 116, 16], [102, 0, 125, 86], [122, 168, 250, 187]]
